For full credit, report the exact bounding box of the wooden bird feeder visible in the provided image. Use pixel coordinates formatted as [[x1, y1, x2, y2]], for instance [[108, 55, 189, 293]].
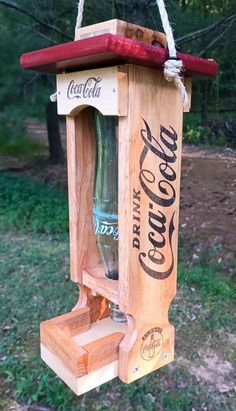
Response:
[[20, 19, 218, 396]]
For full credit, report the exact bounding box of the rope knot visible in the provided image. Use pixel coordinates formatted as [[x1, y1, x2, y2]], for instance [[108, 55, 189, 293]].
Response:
[[164, 58, 183, 81], [163, 58, 188, 106], [156, 0, 188, 107]]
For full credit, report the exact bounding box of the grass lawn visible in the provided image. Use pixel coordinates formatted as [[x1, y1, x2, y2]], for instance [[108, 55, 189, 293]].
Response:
[[0, 171, 235, 411]]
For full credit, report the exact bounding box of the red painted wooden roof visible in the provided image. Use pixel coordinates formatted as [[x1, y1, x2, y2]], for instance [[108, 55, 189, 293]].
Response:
[[20, 34, 218, 77]]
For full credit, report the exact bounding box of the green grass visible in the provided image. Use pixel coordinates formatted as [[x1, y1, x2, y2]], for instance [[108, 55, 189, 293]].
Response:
[[0, 136, 48, 161], [179, 262, 234, 301], [0, 172, 68, 235], [0, 106, 48, 162], [0, 235, 77, 411], [0, 172, 235, 411], [0, 114, 48, 162]]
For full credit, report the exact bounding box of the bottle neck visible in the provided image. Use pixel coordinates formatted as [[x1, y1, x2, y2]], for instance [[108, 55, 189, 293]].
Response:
[[93, 112, 118, 212]]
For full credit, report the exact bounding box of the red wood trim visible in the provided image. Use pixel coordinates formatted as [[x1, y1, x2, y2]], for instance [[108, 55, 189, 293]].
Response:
[[20, 34, 218, 77]]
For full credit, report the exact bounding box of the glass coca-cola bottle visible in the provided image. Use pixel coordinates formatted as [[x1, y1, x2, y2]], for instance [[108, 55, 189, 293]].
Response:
[[92, 109, 126, 323]]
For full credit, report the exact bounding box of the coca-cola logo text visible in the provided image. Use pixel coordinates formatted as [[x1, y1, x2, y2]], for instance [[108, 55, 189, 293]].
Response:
[[67, 77, 102, 100], [93, 216, 118, 241], [141, 327, 163, 361], [132, 119, 178, 280]]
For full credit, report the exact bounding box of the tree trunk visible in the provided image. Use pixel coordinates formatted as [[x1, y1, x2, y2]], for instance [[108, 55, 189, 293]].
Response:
[[46, 101, 65, 164]]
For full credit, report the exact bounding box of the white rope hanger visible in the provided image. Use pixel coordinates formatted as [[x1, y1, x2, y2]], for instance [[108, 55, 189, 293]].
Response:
[[76, 0, 85, 29], [74, 0, 188, 106], [51, 0, 188, 106], [155, 0, 188, 106], [50, 1, 85, 102]]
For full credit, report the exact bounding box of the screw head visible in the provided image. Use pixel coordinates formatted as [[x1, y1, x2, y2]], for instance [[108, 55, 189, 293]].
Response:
[[132, 366, 140, 374], [163, 352, 169, 361]]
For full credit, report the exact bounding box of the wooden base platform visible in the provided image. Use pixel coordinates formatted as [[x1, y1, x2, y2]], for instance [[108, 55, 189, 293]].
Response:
[[41, 345, 119, 395], [41, 315, 127, 395]]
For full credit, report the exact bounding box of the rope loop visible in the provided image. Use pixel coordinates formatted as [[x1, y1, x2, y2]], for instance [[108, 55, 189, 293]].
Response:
[[50, 92, 57, 102], [50, 0, 188, 106], [156, 0, 188, 106]]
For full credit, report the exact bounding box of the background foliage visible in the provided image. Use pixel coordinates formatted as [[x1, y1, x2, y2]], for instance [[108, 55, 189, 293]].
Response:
[[0, 0, 236, 146]]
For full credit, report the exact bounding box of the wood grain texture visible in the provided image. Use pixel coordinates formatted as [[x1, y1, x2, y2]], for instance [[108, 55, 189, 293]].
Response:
[[66, 110, 100, 283], [82, 265, 119, 305], [72, 317, 126, 346], [41, 315, 126, 379], [57, 67, 127, 116], [118, 65, 183, 383], [41, 344, 119, 396], [83, 332, 124, 373], [40, 321, 88, 377], [53, 307, 90, 337], [184, 77, 192, 113], [73, 284, 110, 323], [20, 34, 218, 77], [74, 19, 166, 49]]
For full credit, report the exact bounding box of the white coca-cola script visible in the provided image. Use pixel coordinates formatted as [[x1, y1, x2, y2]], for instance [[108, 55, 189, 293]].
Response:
[[93, 216, 118, 241]]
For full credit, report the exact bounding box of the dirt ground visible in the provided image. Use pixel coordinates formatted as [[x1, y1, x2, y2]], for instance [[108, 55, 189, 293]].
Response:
[[180, 145, 236, 271]]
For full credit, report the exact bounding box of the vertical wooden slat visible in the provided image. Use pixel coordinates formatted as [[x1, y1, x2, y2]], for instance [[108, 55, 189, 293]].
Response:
[[184, 77, 192, 112], [66, 109, 100, 283], [118, 65, 183, 383]]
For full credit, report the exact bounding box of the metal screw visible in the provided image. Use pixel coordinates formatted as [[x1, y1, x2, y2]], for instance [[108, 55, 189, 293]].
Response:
[[132, 366, 140, 374], [163, 352, 169, 361]]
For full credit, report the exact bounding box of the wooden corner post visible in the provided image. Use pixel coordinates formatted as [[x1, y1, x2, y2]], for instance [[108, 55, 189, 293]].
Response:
[[20, 18, 217, 396]]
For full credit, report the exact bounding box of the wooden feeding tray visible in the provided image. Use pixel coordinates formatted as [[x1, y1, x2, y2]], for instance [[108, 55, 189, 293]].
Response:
[[21, 19, 218, 395], [41, 308, 126, 395], [40, 263, 122, 394]]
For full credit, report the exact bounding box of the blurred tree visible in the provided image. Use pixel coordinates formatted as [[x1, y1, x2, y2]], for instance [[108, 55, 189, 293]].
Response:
[[0, 0, 235, 149]]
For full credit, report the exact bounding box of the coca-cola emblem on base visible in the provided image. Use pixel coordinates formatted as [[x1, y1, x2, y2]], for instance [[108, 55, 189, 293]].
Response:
[[141, 327, 163, 361]]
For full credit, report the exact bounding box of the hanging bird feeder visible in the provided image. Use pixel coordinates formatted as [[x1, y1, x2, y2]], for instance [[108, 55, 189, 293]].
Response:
[[20, 18, 218, 396]]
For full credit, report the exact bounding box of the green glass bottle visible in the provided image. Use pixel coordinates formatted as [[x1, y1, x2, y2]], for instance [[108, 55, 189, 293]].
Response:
[[93, 110, 126, 323]]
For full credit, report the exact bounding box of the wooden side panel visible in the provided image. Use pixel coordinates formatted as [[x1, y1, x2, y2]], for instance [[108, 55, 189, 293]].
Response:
[[118, 65, 183, 382], [184, 77, 192, 113], [83, 332, 124, 373], [41, 344, 119, 396], [40, 322, 88, 377], [66, 110, 100, 283], [53, 307, 90, 336], [75, 19, 166, 48]]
